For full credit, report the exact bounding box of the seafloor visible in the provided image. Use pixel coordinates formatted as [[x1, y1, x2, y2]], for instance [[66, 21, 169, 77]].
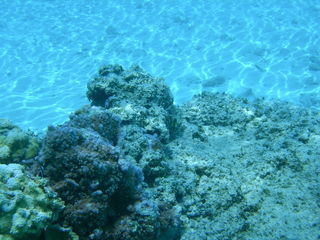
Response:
[[0, 65, 319, 240]]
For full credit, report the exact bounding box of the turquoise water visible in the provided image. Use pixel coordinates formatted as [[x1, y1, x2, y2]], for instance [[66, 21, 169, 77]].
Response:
[[1, 0, 320, 131]]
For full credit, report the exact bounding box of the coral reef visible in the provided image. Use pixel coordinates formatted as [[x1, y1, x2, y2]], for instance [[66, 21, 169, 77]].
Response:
[[0, 119, 40, 164], [5, 64, 319, 240], [0, 164, 64, 240], [38, 65, 183, 239]]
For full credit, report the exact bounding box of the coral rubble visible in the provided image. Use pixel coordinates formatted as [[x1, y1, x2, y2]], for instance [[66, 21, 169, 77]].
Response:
[[167, 92, 320, 240]]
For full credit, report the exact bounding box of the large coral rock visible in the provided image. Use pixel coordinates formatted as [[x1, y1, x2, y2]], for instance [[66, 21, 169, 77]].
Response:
[[87, 64, 173, 110], [0, 164, 64, 240], [38, 65, 183, 240], [86, 64, 182, 184], [87, 64, 180, 143]]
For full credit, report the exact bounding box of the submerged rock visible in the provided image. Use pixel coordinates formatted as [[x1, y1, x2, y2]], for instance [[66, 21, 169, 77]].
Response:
[[87, 64, 173, 110], [87, 64, 181, 143], [38, 106, 143, 239], [38, 65, 183, 240]]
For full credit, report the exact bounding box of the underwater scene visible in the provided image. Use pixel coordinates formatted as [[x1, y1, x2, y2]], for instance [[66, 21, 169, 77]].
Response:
[[0, 0, 319, 239]]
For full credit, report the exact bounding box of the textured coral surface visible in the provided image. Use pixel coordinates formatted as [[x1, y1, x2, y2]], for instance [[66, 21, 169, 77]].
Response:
[[0, 119, 39, 164], [0, 164, 64, 240]]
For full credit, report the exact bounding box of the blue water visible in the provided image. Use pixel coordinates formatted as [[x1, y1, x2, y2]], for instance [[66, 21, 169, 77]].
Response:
[[1, 0, 320, 131]]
